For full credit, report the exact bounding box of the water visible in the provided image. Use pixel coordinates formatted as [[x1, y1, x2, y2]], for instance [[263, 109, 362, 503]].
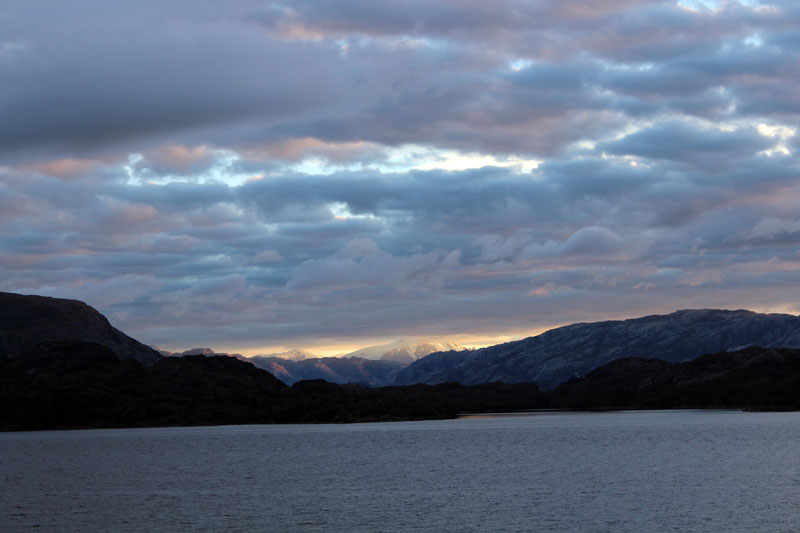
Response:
[[2, 410, 800, 532]]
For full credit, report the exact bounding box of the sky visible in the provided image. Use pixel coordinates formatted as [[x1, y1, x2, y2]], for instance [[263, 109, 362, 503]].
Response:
[[1, 0, 799, 355]]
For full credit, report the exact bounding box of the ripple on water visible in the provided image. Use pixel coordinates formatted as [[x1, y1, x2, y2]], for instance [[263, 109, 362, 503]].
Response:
[[2, 411, 800, 532]]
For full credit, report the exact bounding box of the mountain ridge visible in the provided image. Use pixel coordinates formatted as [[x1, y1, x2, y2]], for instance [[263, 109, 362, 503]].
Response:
[[4, 292, 800, 430], [248, 355, 405, 386], [159, 340, 467, 386], [394, 308, 800, 389]]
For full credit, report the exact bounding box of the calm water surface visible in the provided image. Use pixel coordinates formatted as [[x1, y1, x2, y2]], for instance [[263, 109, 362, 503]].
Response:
[[2, 410, 800, 532]]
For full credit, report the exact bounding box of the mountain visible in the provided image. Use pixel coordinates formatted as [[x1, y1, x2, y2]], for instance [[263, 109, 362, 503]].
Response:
[[393, 309, 800, 389], [555, 347, 800, 410], [248, 356, 405, 386], [345, 339, 466, 364], [159, 347, 250, 360], [245, 340, 467, 384], [158, 347, 405, 386], [0, 292, 161, 366], [159, 347, 408, 386], [161, 340, 464, 384], [0, 340, 547, 429], [0, 290, 545, 428], [0, 341, 292, 430], [170, 347, 219, 356], [251, 348, 318, 361], [6, 291, 800, 430]]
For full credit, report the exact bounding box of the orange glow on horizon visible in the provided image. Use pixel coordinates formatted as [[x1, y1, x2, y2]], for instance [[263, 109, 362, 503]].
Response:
[[154, 303, 800, 359], [222, 327, 556, 358]]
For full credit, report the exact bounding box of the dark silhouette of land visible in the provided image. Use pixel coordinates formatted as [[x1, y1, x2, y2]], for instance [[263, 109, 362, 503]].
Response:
[[0, 341, 546, 429], [2, 291, 800, 431]]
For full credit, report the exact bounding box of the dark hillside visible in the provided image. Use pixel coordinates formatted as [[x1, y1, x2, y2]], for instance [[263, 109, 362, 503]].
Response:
[[0, 292, 161, 366], [555, 347, 800, 410]]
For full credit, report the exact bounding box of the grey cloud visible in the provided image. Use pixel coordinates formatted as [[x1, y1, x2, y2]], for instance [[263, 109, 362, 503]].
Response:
[[745, 218, 800, 244], [562, 226, 628, 256], [134, 146, 222, 177], [3, 0, 795, 163], [252, 0, 502, 38], [120, 181, 234, 210], [1, 5, 349, 160], [3, 1, 800, 350], [599, 121, 774, 169], [519, 226, 642, 263], [258, 0, 779, 66], [285, 244, 460, 293], [31, 274, 163, 309]]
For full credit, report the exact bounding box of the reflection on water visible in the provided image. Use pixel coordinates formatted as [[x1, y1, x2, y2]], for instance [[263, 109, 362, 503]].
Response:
[[2, 410, 800, 532]]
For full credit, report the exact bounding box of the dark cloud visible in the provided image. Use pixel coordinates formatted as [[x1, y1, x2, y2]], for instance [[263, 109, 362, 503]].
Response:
[[1, 2, 349, 161], [3, 0, 795, 161], [599, 120, 775, 171]]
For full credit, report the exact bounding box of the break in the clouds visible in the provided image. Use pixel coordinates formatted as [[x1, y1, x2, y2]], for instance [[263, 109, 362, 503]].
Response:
[[1, 0, 799, 353]]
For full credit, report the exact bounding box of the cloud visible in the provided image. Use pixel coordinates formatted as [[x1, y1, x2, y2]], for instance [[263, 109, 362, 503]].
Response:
[[746, 218, 800, 241], [286, 239, 461, 293], [3, 0, 794, 163], [599, 120, 774, 170], [562, 226, 628, 256], [519, 226, 642, 262], [2, 0, 800, 351], [135, 145, 220, 176], [25, 274, 163, 308], [252, 250, 283, 264]]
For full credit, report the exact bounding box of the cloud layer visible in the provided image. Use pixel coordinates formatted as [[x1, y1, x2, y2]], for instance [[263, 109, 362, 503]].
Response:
[[2, 0, 799, 352]]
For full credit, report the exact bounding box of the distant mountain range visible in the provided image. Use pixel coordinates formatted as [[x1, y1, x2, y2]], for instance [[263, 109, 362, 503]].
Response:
[[247, 356, 404, 386], [0, 293, 544, 428], [394, 309, 800, 389], [253, 348, 317, 362], [159, 339, 466, 386], [247, 339, 464, 385], [5, 291, 800, 430], [343, 339, 465, 364]]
